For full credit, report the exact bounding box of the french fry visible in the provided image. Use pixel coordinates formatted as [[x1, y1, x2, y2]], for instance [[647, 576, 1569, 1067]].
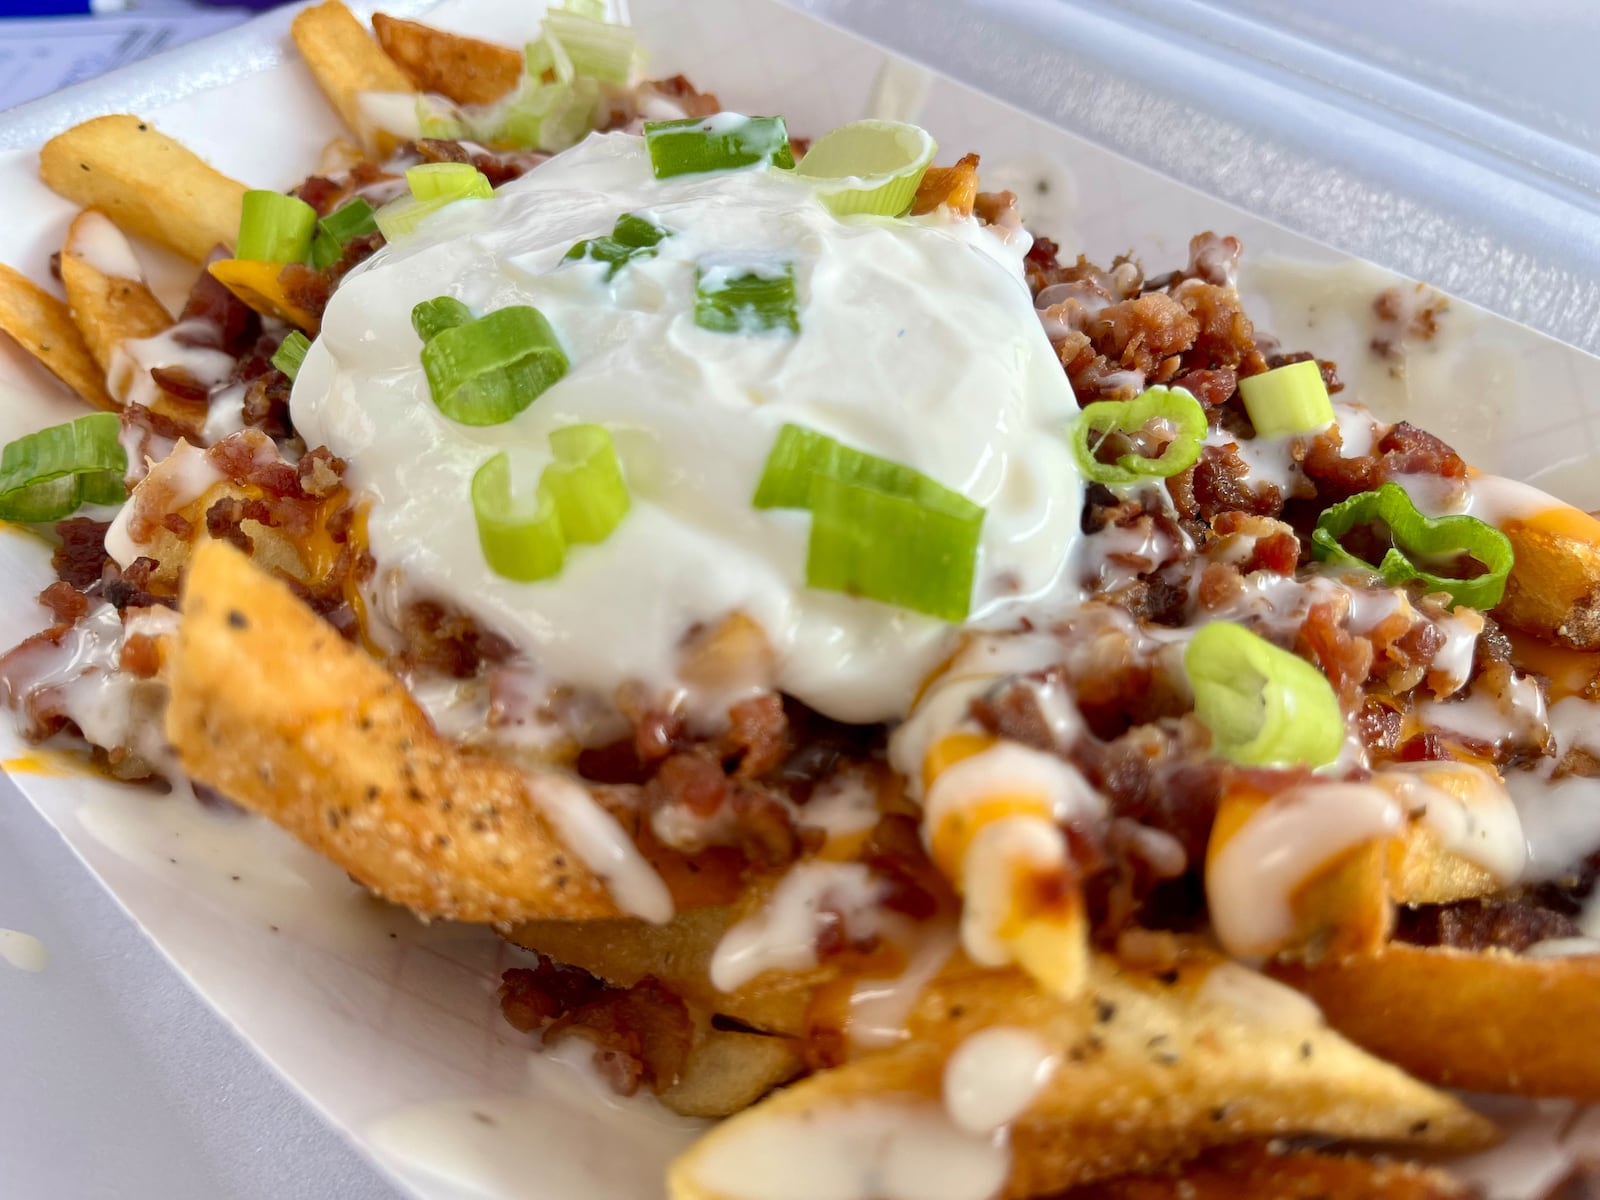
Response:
[[1061, 1143, 1472, 1199], [912, 153, 980, 217], [669, 955, 1493, 1200], [1496, 505, 1600, 651], [291, 0, 415, 154], [0, 261, 114, 409], [59, 210, 172, 391], [1273, 942, 1600, 1099], [659, 1026, 805, 1119], [39, 116, 246, 263], [509, 909, 819, 1036], [371, 13, 523, 107], [166, 540, 625, 924]]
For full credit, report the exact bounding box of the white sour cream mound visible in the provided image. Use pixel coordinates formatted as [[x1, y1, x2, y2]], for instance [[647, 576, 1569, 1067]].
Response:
[[292, 131, 1082, 724]]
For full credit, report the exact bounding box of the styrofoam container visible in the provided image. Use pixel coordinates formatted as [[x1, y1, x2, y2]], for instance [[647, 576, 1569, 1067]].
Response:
[[1, 2, 1597, 1197]]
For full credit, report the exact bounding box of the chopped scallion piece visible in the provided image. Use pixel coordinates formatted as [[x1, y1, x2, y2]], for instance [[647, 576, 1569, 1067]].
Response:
[[406, 162, 494, 203], [643, 114, 795, 178], [559, 0, 606, 18], [525, 31, 576, 84], [695, 263, 798, 334], [753, 423, 985, 621], [411, 296, 474, 343], [309, 197, 378, 270], [1238, 358, 1333, 438], [542, 424, 630, 543], [543, 8, 635, 83], [271, 331, 311, 381], [806, 472, 983, 622], [1311, 481, 1514, 610], [471, 424, 632, 581], [0, 413, 127, 523], [1184, 622, 1344, 768], [235, 190, 318, 264], [483, 75, 599, 153], [374, 194, 447, 241], [795, 119, 937, 217], [415, 302, 569, 426], [472, 452, 566, 582], [320, 196, 378, 244], [1070, 385, 1207, 486], [563, 212, 671, 279]]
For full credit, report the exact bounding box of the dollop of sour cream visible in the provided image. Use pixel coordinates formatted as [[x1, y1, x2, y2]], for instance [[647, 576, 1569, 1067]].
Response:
[[292, 131, 1082, 724]]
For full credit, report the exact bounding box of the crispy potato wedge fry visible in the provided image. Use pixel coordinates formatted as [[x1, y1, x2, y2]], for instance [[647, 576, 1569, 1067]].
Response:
[[1273, 942, 1600, 1099], [659, 1027, 805, 1119], [509, 910, 818, 1036], [0, 261, 114, 409], [166, 540, 624, 924], [1060, 1143, 1472, 1199], [371, 13, 523, 106], [59, 210, 176, 410], [39, 116, 246, 263], [1288, 840, 1393, 963], [670, 955, 1492, 1200], [912, 152, 979, 217], [1387, 824, 1499, 906], [292, 0, 415, 152], [1496, 505, 1600, 650]]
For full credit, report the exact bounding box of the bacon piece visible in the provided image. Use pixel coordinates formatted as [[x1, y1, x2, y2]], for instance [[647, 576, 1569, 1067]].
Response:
[[52, 517, 111, 590]]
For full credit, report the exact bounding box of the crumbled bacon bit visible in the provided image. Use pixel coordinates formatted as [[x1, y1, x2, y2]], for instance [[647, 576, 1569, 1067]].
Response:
[[721, 693, 790, 779], [1296, 602, 1374, 707], [500, 960, 692, 1097], [120, 632, 162, 679], [38, 580, 88, 627], [636, 75, 723, 119], [395, 599, 514, 678], [175, 249, 261, 356], [52, 518, 111, 590]]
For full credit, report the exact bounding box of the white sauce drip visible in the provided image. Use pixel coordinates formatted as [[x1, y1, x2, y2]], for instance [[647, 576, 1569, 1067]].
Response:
[[0, 928, 47, 972], [684, 1100, 1009, 1200], [110, 321, 237, 412], [1206, 783, 1403, 959], [1376, 762, 1526, 882], [942, 1027, 1055, 1136], [68, 210, 144, 281], [292, 131, 1083, 725], [710, 861, 886, 992], [371, 1037, 703, 1199], [846, 923, 957, 1051], [1196, 961, 1323, 1029], [531, 773, 672, 923]]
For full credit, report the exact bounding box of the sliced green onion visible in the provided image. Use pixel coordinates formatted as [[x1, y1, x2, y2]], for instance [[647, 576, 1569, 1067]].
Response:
[[1070, 385, 1207, 486], [559, 0, 606, 17], [412, 296, 474, 343], [271, 331, 311, 381], [542, 424, 630, 543], [236, 190, 318, 264], [753, 423, 985, 621], [481, 75, 599, 153], [376, 165, 495, 241], [375, 194, 447, 241], [0, 413, 127, 523], [795, 119, 937, 217], [525, 31, 576, 85], [310, 197, 379, 270], [806, 473, 983, 622], [643, 114, 795, 178], [1311, 482, 1514, 610], [1184, 622, 1344, 768], [406, 163, 494, 203], [754, 423, 927, 510], [543, 8, 635, 84], [563, 212, 671, 279], [472, 452, 566, 582], [320, 197, 378, 244], [419, 305, 569, 426], [695, 263, 798, 335], [1238, 359, 1333, 438]]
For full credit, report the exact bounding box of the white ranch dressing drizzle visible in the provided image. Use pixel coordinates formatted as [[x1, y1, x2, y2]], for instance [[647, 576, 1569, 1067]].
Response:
[[710, 860, 886, 992], [942, 1027, 1055, 1136], [846, 922, 958, 1050], [291, 131, 1084, 726], [531, 773, 673, 923], [1206, 783, 1403, 959], [109, 322, 237, 412], [683, 1100, 1009, 1200], [1197, 961, 1324, 1029], [1374, 762, 1526, 881], [105, 439, 225, 566]]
